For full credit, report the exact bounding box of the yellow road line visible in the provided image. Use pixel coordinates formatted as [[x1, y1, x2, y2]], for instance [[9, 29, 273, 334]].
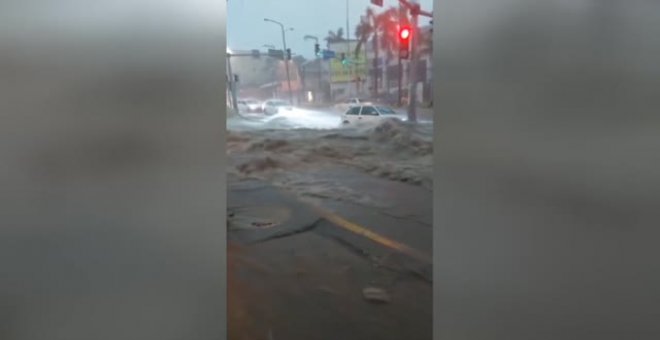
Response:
[[310, 205, 432, 264]]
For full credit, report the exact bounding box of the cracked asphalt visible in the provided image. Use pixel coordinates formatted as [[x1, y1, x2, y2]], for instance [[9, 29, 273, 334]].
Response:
[[227, 171, 433, 340]]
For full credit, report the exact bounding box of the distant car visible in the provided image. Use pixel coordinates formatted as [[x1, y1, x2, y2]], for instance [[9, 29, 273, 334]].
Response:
[[244, 99, 262, 112], [262, 99, 293, 115], [341, 105, 407, 124], [237, 99, 261, 113], [236, 100, 249, 113], [335, 98, 372, 113]]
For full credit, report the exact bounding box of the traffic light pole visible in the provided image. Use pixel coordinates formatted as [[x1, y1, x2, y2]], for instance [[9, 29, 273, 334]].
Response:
[[281, 28, 293, 104], [398, 0, 431, 122], [407, 7, 419, 122], [398, 56, 403, 107]]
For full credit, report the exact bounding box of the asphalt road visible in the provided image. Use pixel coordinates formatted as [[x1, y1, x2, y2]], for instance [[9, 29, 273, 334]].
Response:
[[227, 168, 433, 340]]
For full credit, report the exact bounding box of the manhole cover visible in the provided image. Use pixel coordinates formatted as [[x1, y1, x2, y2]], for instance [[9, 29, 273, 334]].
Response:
[[228, 206, 291, 230]]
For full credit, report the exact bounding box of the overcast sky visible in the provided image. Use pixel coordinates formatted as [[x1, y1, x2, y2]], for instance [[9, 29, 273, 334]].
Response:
[[227, 0, 433, 59]]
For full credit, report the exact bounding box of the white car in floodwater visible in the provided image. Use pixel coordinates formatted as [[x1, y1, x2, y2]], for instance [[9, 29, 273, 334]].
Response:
[[262, 99, 293, 115], [237, 98, 262, 113], [334, 98, 372, 113], [341, 105, 408, 125]]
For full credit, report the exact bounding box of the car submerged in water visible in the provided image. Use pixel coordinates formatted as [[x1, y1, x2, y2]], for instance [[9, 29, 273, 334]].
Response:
[[334, 97, 372, 113], [237, 98, 262, 113], [341, 104, 408, 125], [262, 99, 293, 115]]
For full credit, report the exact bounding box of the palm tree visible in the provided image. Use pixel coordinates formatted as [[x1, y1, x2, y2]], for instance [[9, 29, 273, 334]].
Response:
[[354, 8, 378, 95], [354, 7, 376, 58], [324, 28, 345, 45], [352, 6, 404, 96], [376, 7, 405, 94]]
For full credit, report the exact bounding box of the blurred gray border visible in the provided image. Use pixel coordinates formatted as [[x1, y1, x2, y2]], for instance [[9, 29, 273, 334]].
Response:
[[433, 0, 660, 339], [219, 3, 228, 339], [0, 1, 228, 339]]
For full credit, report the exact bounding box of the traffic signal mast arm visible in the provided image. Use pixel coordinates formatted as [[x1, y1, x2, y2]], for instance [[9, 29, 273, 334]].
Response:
[[398, 0, 432, 18]]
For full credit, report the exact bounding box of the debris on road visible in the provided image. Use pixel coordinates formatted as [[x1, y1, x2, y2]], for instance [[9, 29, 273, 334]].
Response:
[[362, 287, 391, 303]]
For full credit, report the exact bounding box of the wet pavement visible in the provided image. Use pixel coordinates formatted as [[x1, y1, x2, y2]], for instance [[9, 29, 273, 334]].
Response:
[[227, 174, 432, 340]]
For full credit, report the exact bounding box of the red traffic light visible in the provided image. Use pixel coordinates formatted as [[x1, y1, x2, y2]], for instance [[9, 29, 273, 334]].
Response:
[[399, 26, 411, 40], [399, 26, 411, 59]]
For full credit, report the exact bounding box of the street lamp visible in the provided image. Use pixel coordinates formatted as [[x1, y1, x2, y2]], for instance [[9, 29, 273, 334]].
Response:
[[264, 18, 293, 104]]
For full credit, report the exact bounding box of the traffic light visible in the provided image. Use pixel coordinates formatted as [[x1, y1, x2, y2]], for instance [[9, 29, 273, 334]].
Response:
[[286, 48, 291, 60], [340, 52, 346, 64], [314, 43, 320, 56], [234, 74, 239, 82], [399, 25, 411, 59]]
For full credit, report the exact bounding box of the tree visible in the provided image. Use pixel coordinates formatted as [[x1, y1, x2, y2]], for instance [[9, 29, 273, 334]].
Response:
[[354, 7, 377, 58], [351, 6, 406, 96], [375, 7, 405, 94], [324, 28, 345, 45], [353, 7, 380, 96]]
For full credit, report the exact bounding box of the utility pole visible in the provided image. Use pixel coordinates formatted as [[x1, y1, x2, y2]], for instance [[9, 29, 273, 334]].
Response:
[[265, 18, 294, 104], [397, 4, 405, 107], [398, 57, 403, 106], [397, 0, 432, 122], [407, 1, 419, 122]]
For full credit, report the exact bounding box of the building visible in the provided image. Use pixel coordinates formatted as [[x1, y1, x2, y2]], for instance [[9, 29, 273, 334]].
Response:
[[326, 40, 369, 101]]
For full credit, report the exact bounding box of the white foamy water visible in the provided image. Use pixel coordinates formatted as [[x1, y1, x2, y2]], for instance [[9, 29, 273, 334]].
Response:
[[228, 114, 433, 205]]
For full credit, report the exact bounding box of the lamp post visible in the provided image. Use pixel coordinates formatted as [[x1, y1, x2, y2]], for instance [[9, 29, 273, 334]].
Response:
[[304, 35, 322, 103], [264, 18, 293, 104]]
